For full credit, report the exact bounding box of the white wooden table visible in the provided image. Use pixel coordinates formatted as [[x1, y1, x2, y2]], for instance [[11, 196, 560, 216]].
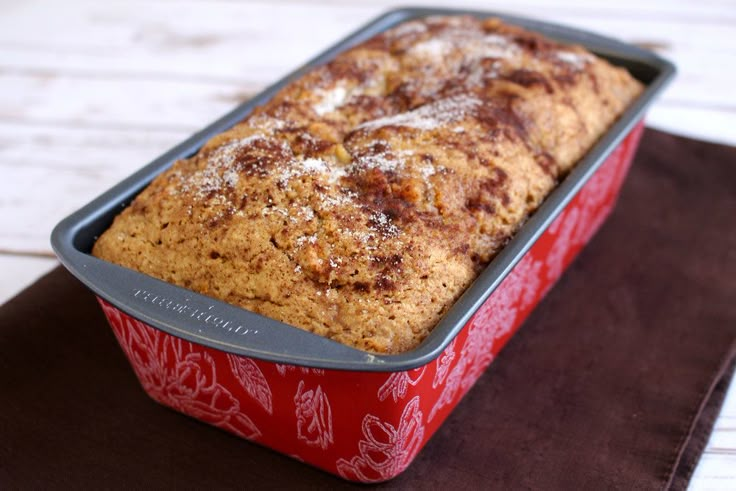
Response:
[[2, 1, 734, 487]]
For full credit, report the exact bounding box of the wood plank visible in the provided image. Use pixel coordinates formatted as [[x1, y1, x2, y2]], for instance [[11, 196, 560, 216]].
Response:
[[1, 3, 734, 90], [262, 0, 736, 21], [0, 1, 377, 82], [648, 105, 736, 147], [704, 382, 736, 463], [712, 376, 736, 422], [0, 121, 189, 170], [0, 122, 189, 255], [690, 452, 736, 489], [0, 1, 733, 142], [0, 72, 257, 130]]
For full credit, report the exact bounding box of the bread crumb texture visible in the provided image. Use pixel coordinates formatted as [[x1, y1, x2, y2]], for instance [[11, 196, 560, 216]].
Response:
[[93, 16, 643, 353]]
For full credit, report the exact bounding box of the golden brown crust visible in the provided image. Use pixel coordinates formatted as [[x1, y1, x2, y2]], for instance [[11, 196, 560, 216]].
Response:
[[92, 16, 643, 353]]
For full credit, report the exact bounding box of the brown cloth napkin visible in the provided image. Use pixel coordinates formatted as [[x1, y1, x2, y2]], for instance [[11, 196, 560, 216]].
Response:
[[1, 128, 735, 489]]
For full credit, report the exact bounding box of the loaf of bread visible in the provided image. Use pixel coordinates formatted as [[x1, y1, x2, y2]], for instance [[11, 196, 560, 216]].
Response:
[[93, 16, 643, 353]]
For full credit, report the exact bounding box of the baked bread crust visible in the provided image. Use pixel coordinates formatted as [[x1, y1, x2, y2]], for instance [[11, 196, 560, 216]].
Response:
[[93, 16, 643, 353]]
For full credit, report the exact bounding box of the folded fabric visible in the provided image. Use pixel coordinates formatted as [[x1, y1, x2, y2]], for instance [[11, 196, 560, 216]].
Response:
[[1, 128, 735, 489]]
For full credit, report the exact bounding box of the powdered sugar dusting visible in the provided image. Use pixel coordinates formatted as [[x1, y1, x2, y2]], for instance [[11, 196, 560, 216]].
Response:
[[296, 234, 318, 247], [478, 34, 519, 59], [326, 165, 348, 184], [419, 165, 436, 180], [359, 153, 403, 172], [369, 211, 400, 238], [169, 16, 585, 273], [301, 158, 328, 173], [277, 156, 332, 187], [246, 114, 286, 132], [180, 134, 271, 198], [342, 229, 375, 245], [388, 20, 428, 38], [460, 59, 504, 89], [357, 94, 481, 132], [222, 168, 239, 187], [408, 30, 519, 63], [351, 144, 414, 174], [313, 86, 348, 116], [409, 38, 451, 59], [299, 206, 315, 221], [322, 190, 358, 208], [555, 51, 593, 69]]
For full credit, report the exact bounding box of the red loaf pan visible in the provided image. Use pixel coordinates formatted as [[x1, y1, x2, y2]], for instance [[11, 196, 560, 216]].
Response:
[[51, 7, 674, 482]]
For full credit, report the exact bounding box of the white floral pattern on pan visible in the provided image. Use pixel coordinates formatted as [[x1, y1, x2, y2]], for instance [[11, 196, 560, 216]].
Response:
[[336, 396, 425, 483], [275, 363, 325, 376], [428, 320, 499, 422], [428, 252, 542, 422], [507, 254, 543, 312], [573, 152, 619, 245], [294, 380, 334, 449], [428, 354, 469, 423], [102, 302, 261, 440], [545, 149, 625, 286], [227, 354, 273, 415], [473, 257, 527, 341], [377, 367, 426, 402], [432, 338, 456, 389], [545, 206, 580, 284]]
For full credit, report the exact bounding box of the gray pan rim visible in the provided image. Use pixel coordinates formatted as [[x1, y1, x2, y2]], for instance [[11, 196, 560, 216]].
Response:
[[51, 7, 676, 372]]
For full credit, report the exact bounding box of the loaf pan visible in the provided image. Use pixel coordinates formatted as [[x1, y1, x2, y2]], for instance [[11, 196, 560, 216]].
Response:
[[51, 7, 674, 482]]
